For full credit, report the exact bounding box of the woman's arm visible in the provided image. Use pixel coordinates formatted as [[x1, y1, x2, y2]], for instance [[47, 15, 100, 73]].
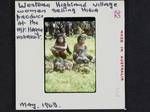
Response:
[[84, 45, 88, 54], [73, 44, 78, 55], [54, 43, 67, 50], [66, 45, 72, 55]]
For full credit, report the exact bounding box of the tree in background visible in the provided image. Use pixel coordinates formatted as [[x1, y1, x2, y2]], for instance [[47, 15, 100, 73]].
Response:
[[45, 21, 96, 39]]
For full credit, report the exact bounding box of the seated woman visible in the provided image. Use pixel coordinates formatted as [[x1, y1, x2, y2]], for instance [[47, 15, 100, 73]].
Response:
[[51, 33, 72, 59], [73, 34, 93, 64]]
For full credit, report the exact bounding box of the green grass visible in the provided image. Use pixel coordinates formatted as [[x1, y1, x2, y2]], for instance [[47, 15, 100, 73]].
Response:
[[45, 35, 96, 92]]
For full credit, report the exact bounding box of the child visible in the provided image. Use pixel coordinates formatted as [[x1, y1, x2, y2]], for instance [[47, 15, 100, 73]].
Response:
[[51, 33, 72, 59], [73, 34, 93, 64]]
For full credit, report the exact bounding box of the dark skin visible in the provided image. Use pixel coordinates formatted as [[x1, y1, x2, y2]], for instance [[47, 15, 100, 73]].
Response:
[[73, 35, 93, 62], [73, 37, 87, 60], [51, 36, 71, 59]]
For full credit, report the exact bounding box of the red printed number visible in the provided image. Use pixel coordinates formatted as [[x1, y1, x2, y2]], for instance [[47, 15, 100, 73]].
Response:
[[114, 10, 121, 18]]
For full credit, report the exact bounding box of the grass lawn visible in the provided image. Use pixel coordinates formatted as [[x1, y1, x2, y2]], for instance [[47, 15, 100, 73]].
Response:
[[45, 35, 96, 93]]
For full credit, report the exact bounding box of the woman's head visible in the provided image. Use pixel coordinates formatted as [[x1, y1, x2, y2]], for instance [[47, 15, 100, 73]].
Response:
[[77, 34, 87, 44], [56, 33, 66, 44]]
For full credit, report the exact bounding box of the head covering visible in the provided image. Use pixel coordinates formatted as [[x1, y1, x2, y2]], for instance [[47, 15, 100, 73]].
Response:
[[77, 34, 87, 42]]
